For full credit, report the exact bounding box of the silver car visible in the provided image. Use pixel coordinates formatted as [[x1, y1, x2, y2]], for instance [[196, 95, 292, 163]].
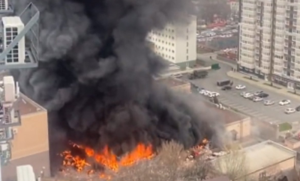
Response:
[[264, 100, 274, 106]]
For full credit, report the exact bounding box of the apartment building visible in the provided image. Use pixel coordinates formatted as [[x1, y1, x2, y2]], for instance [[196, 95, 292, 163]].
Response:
[[147, 15, 197, 69], [0, 0, 8, 10], [238, 0, 300, 90], [2, 16, 26, 64], [0, 75, 50, 181]]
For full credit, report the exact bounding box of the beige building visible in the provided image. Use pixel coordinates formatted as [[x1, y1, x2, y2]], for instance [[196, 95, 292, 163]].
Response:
[[215, 140, 297, 181], [205, 102, 251, 142], [2, 93, 50, 181]]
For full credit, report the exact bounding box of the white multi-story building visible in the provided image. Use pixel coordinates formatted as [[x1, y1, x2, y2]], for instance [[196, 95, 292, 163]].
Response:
[[0, 0, 8, 11], [2, 16, 25, 64], [147, 16, 197, 69], [238, 0, 300, 89]]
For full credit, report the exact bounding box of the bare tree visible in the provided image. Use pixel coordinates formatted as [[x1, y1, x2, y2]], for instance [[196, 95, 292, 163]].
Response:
[[214, 147, 248, 181]]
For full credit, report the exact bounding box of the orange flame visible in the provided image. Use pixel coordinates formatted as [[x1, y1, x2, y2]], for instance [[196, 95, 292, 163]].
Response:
[[60, 142, 154, 178]]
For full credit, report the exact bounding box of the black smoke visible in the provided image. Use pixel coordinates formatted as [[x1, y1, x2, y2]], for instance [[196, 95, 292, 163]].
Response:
[[13, 0, 224, 169]]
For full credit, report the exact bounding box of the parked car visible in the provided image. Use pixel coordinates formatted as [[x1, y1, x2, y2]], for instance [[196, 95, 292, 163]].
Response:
[[296, 106, 300, 111], [279, 99, 291, 106], [264, 100, 275, 106], [217, 80, 232, 86], [240, 92, 247, 97], [254, 91, 263, 96], [257, 92, 269, 98], [222, 86, 232, 90], [285, 108, 296, 114], [189, 70, 208, 80], [243, 93, 253, 98], [235, 84, 246, 90], [252, 96, 263, 102]]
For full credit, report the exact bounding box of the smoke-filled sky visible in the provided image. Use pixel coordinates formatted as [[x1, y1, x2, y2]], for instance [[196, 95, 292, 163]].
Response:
[[12, 0, 224, 156]]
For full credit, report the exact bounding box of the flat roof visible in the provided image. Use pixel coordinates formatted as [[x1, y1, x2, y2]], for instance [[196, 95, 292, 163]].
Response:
[[17, 93, 46, 116], [2, 16, 24, 27], [215, 140, 296, 175], [204, 102, 246, 124], [156, 77, 188, 87], [205, 176, 230, 181]]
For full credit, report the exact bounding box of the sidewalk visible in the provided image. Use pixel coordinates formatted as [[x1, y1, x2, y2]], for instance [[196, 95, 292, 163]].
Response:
[[227, 71, 300, 101]]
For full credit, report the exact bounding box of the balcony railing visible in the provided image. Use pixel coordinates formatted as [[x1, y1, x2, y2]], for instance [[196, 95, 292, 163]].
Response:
[[0, 127, 14, 141], [0, 142, 11, 165], [0, 109, 21, 128]]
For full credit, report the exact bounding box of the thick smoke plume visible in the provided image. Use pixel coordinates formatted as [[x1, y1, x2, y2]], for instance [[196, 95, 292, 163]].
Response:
[[13, 0, 224, 165]]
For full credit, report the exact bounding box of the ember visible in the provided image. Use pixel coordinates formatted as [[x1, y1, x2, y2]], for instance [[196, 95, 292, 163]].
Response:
[[60, 142, 154, 178]]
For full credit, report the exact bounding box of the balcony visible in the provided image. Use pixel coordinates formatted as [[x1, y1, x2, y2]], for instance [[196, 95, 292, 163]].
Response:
[[0, 142, 11, 165], [0, 127, 13, 141]]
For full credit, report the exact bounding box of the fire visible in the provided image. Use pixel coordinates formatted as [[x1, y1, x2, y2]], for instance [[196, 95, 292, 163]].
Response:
[[60, 142, 154, 178]]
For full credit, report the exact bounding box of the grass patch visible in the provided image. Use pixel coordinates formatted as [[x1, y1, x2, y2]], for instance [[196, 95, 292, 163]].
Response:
[[263, 82, 281, 89], [243, 76, 259, 82], [279, 122, 292, 132]]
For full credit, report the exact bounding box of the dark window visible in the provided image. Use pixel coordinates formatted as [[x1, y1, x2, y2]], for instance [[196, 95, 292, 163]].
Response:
[[12, 28, 17, 32], [7, 58, 12, 63], [5, 28, 11, 32]]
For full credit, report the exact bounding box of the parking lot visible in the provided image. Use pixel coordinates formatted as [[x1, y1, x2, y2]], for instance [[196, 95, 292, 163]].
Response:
[[182, 71, 300, 124]]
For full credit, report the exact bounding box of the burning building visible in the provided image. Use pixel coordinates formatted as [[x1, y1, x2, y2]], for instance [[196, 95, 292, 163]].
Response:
[[10, 0, 224, 177]]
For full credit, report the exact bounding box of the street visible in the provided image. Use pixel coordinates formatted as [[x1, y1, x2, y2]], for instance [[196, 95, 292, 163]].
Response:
[[185, 57, 300, 124]]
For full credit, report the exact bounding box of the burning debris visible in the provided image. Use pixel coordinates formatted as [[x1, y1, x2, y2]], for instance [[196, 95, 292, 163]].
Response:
[[59, 141, 154, 179], [187, 139, 228, 162]]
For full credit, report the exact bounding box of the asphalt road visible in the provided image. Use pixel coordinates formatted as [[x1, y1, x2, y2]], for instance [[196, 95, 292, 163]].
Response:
[[184, 58, 300, 124]]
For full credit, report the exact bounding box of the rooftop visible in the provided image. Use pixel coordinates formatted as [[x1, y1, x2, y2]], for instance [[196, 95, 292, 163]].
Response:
[[205, 176, 231, 181], [17, 93, 46, 116], [2, 16, 23, 27], [157, 77, 188, 87], [204, 102, 246, 124], [215, 140, 296, 175]]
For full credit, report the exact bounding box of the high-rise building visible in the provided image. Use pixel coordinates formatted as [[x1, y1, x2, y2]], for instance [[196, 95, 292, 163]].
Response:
[[0, 0, 8, 11], [2, 16, 26, 64], [238, 0, 300, 89], [147, 15, 197, 69]]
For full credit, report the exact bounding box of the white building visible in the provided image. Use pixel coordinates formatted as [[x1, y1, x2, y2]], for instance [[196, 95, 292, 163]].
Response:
[[2, 16, 25, 64], [238, 0, 300, 89], [228, 0, 239, 15], [0, 0, 8, 11], [147, 16, 197, 69]]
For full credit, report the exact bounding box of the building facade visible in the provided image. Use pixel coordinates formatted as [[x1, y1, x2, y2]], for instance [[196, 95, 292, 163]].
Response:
[[238, 0, 300, 90], [2, 16, 26, 64], [0, 76, 50, 181], [0, 0, 8, 11], [147, 16, 197, 69]]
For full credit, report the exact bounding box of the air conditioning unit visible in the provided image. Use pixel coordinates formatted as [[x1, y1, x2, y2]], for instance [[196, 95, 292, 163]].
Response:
[[13, 128, 18, 135]]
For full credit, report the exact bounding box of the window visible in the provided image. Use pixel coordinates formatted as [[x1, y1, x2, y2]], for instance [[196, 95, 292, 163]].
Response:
[[187, 56, 189, 60], [186, 49, 188, 53], [187, 42, 189, 47]]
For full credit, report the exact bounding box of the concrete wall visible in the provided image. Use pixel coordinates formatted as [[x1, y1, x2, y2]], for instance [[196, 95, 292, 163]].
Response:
[[284, 139, 300, 149], [10, 110, 49, 160], [249, 157, 296, 181], [226, 117, 251, 141]]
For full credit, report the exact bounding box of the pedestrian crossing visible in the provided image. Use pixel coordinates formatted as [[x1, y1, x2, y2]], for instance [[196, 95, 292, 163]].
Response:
[[217, 96, 281, 124]]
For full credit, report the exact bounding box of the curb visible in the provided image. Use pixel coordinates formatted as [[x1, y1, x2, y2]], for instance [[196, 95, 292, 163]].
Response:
[[227, 71, 300, 101]]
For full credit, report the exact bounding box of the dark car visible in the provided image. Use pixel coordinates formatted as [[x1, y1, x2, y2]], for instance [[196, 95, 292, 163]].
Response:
[[296, 106, 300, 111], [258, 92, 269, 98], [222, 86, 232, 91], [217, 80, 231, 86]]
